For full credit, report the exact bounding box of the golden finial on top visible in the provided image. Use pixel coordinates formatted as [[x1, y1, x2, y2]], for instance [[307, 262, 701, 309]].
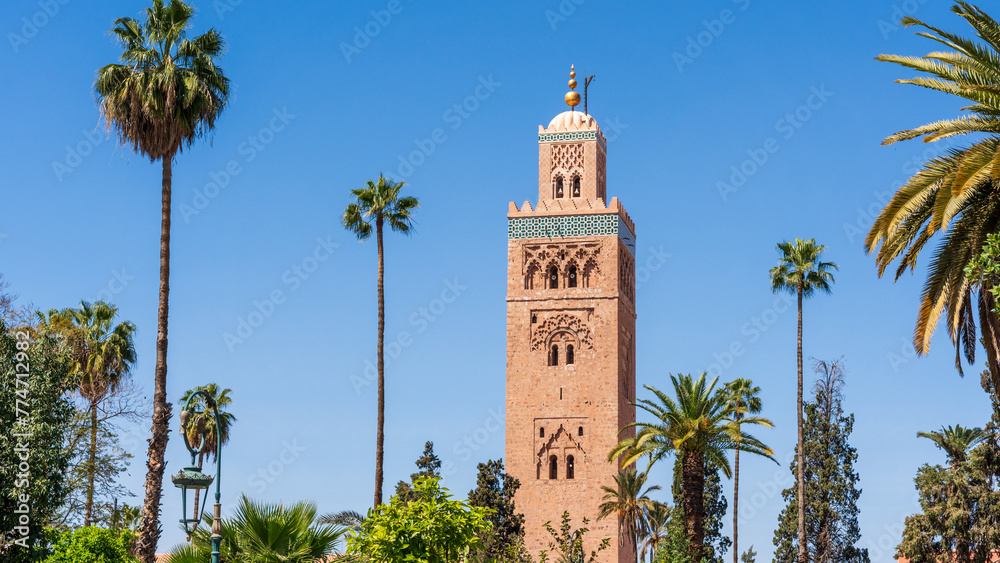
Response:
[[565, 64, 581, 109]]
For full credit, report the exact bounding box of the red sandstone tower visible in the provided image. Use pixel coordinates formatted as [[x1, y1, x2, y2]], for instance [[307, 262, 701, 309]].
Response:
[[505, 68, 637, 563]]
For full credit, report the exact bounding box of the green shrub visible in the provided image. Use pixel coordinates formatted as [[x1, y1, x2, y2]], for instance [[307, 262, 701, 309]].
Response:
[[45, 527, 138, 563]]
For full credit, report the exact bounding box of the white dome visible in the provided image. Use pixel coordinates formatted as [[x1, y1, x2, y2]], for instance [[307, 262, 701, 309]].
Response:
[[546, 110, 598, 132]]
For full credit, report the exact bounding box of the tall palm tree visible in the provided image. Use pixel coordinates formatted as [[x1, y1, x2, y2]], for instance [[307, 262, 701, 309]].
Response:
[[597, 467, 661, 560], [179, 383, 235, 525], [724, 378, 765, 563], [868, 2, 1000, 397], [770, 237, 837, 563], [168, 495, 347, 563], [342, 174, 419, 508], [640, 501, 670, 563], [37, 301, 137, 527], [608, 373, 775, 561], [95, 1, 229, 559], [917, 424, 986, 470]]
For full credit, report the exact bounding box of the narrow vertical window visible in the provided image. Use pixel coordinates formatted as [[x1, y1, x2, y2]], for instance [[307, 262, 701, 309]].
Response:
[[555, 177, 564, 198], [566, 455, 575, 479], [568, 266, 577, 288], [566, 344, 575, 365], [550, 344, 559, 366], [549, 455, 558, 479], [572, 176, 580, 197], [540, 427, 545, 438], [531, 314, 537, 323], [548, 266, 559, 289], [578, 426, 583, 436]]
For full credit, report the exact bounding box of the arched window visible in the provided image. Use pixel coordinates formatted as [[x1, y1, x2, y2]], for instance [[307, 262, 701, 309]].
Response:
[[568, 266, 577, 288], [531, 314, 537, 324], [549, 455, 558, 479], [566, 455, 575, 479], [548, 266, 559, 289], [555, 177, 564, 198], [566, 344, 575, 365], [540, 427, 545, 438], [578, 426, 584, 436], [572, 176, 581, 197], [550, 344, 559, 366]]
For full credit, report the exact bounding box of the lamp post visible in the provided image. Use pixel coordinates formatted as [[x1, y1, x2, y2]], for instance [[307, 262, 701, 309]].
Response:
[[171, 390, 223, 563], [570, 530, 585, 563]]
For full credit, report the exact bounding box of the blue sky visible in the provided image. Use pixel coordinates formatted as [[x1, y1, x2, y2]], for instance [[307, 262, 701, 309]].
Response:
[[1, 0, 994, 560]]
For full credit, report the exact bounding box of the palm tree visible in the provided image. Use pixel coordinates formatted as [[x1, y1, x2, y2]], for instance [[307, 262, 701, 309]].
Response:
[[770, 237, 837, 563], [640, 501, 670, 563], [179, 384, 235, 526], [167, 495, 347, 563], [868, 2, 1000, 397], [917, 424, 986, 470], [95, 1, 229, 558], [608, 373, 775, 560], [597, 467, 661, 560], [342, 174, 419, 508], [318, 510, 365, 532], [723, 378, 765, 563], [37, 301, 137, 527]]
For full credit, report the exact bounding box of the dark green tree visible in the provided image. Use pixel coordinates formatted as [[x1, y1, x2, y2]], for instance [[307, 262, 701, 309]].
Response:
[[740, 546, 757, 563], [896, 370, 1000, 563], [395, 441, 442, 502], [467, 459, 525, 561], [773, 359, 869, 563], [0, 321, 76, 561]]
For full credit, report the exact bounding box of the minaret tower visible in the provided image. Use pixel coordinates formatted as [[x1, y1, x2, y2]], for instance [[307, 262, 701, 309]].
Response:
[[505, 66, 637, 563]]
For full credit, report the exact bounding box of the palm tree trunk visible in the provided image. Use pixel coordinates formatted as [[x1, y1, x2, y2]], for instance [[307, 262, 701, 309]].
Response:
[[374, 217, 385, 508], [136, 155, 174, 563], [681, 450, 705, 561], [796, 282, 806, 563], [978, 290, 1000, 399], [733, 445, 740, 563], [85, 400, 98, 527]]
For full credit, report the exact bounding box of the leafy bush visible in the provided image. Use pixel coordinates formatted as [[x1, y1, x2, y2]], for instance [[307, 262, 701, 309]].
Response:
[[44, 527, 138, 563]]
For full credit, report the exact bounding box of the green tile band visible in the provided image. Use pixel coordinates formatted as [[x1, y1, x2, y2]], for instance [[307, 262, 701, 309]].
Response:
[[538, 131, 607, 152], [508, 213, 634, 255]]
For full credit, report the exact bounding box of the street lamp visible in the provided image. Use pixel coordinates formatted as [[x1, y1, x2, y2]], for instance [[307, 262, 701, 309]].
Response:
[[569, 530, 585, 563], [171, 390, 223, 563]]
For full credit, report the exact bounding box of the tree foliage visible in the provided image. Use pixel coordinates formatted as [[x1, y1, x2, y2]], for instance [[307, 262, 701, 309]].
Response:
[[467, 459, 525, 562], [897, 370, 1000, 563], [395, 441, 442, 503], [773, 359, 869, 563], [538, 511, 610, 563], [167, 494, 346, 563], [0, 322, 76, 560], [348, 477, 491, 563], [44, 527, 140, 563]]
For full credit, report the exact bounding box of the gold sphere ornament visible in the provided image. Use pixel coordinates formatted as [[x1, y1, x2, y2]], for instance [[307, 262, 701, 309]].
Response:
[[568, 78, 577, 89], [565, 91, 581, 107]]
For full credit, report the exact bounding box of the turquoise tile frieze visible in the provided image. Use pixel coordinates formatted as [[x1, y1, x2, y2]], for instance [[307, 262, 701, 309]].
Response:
[[508, 213, 634, 255], [538, 131, 607, 152]]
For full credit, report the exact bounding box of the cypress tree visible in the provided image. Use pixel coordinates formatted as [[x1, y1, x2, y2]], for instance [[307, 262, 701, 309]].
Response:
[[773, 359, 869, 563]]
